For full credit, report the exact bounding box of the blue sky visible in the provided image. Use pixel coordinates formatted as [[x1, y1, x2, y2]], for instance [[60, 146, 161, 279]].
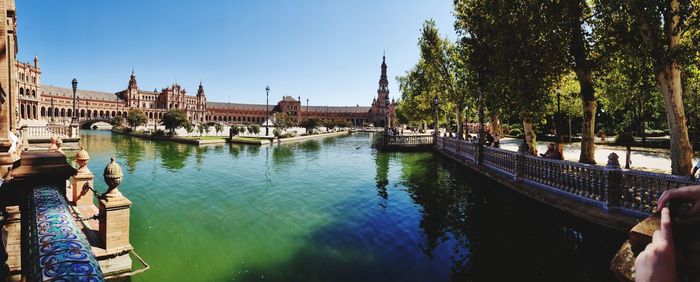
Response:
[[17, 1, 456, 106]]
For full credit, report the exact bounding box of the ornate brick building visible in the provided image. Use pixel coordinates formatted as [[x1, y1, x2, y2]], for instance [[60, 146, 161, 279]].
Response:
[[17, 56, 396, 128]]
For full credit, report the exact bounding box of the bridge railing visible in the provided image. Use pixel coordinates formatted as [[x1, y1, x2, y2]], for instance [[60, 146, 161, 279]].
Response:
[[25, 185, 103, 281], [435, 136, 697, 218], [383, 134, 433, 149], [483, 146, 517, 174], [23, 124, 74, 139], [620, 170, 696, 214]]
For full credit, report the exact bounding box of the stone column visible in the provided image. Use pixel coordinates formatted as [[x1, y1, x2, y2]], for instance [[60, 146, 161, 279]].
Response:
[[99, 197, 132, 251], [99, 158, 132, 251], [20, 126, 27, 149], [2, 206, 20, 277], [604, 153, 623, 211], [514, 143, 528, 181]]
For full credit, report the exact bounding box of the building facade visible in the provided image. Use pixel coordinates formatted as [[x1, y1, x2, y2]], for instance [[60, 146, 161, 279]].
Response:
[[17, 56, 397, 128]]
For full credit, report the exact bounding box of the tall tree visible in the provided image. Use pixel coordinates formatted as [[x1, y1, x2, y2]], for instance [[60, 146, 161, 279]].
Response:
[[565, 0, 598, 164], [161, 109, 188, 134], [620, 0, 699, 175], [419, 20, 472, 139], [126, 109, 147, 130], [455, 0, 568, 154]]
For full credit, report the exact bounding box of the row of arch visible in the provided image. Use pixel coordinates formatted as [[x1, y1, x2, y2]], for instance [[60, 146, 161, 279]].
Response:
[[19, 87, 37, 98], [34, 107, 127, 120], [206, 115, 266, 124]]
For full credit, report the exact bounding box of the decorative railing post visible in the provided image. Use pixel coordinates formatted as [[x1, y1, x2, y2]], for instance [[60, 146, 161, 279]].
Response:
[[475, 143, 484, 165], [604, 153, 623, 211], [20, 126, 28, 149], [71, 147, 95, 206], [456, 138, 461, 155], [99, 158, 132, 252], [2, 205, 21, 277], [514, 142, 528, 181]]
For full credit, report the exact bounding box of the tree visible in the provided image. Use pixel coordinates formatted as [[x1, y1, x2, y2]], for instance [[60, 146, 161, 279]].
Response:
[[197, 123, 208, 136], [184, 122, 195, 136], [160, 109, 188, 134], [126, 109, 147, 130], [454, 0, 569, 154], [418, 20, 472, 139], [214, 123, 223, 136], [563, 0, 599, 164], [273, 113, 296, 135], [617, 0, 698, 175], [111, 116, 125, 128], [299, 118, 320, 133], [230, 125, 241, 136], [248, 124, 260, 135]]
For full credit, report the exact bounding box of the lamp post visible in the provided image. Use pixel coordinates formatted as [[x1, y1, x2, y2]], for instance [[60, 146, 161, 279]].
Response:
[[477, 73, 485, 145], [265, 85, 270, 136], [306, 98, 309, 117], [556, 88, 562, 142], [71, 79, 78, 124], [434, 95, 439, 140]]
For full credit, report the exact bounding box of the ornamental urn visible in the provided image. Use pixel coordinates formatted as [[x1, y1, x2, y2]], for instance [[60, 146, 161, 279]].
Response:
[[103, 157, 124, 198], [75, 147, 91, 173]]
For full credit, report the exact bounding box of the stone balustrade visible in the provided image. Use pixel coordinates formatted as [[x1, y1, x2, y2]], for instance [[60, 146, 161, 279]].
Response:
[[435, 136, 697, 218], [381, 134, 434, 151], [25, 186, 103, 281]]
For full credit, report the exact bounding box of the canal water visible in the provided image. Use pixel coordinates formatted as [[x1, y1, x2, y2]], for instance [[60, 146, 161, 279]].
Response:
[[80, 130, 626, 281]]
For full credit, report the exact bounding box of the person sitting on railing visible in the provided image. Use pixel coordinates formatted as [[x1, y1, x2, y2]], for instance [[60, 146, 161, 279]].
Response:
[[540, 143, 562, 160], [690, 160, 700, 180], [636, 185, 700, 282], [485, 132, 494, 146]]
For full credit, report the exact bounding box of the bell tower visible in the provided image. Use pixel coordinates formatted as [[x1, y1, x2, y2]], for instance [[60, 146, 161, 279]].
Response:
[[126, 70, 138, 108], [374, 54, 390, 127]]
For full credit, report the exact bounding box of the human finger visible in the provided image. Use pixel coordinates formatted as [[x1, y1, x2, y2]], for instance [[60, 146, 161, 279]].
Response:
[[658, 187, 697, 209], [659, 207, 673, 246]]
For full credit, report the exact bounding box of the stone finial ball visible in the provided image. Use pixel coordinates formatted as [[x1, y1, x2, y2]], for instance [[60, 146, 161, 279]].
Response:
[[607, 152, 620, 168], [56, 137, 63, 145], [103, 157, 123, 179], [50, 135, 56, 142], [75, 147, 90, 162], [103, 157, 124, 190]]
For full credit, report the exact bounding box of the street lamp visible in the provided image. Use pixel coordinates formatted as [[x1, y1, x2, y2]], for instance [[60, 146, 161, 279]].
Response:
[[477, 73, 485, 145], [71, 78, 78, 124], [556, 87, 562, 142], [265, 85, 270, 136]]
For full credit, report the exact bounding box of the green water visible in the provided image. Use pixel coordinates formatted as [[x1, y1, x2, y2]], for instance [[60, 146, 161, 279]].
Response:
[[80, 131, 625, 281]]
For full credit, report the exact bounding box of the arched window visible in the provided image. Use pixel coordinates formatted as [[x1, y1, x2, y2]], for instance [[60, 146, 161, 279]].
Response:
[[19, 88, 23, 96], [81, 109, 85, 118], [60, 108, 65, 117], [41, 107, 46, 117], [20, 104, 25, 119], [67, 109, 72, 118], [32, 90, 36, 97]]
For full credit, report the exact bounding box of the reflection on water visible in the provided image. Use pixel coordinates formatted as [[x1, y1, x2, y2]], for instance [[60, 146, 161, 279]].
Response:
[[78, 130, 625, 282]]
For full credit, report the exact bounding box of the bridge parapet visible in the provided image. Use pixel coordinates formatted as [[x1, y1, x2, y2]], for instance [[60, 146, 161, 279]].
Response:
[[25, 185, 103, 281], [435, 136, 698, 219]]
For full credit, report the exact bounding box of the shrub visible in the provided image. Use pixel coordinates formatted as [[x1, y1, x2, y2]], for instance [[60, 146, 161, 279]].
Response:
[[152, 129, 166, 136]]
